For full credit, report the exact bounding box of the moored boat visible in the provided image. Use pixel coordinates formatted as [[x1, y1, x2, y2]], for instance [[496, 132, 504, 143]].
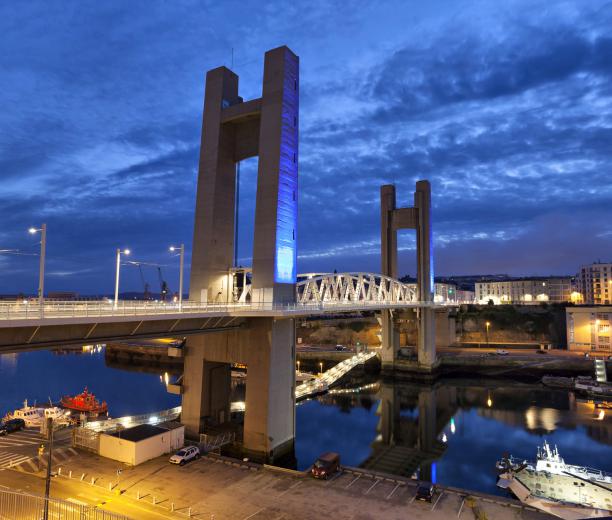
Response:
[[497, 441, 612, 519], [3, 400, 44, 427], [60, 387, 108, 415]]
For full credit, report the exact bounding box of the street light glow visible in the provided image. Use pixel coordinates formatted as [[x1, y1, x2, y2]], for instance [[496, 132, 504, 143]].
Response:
[[28, 227, 38, 234], [123, 249, 131, 255], [169, 246, 176, 252]]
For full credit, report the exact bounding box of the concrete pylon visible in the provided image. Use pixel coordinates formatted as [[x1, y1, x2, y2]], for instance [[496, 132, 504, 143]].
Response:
[[380, 181, 436, 368], [190, 46, 299, 305]]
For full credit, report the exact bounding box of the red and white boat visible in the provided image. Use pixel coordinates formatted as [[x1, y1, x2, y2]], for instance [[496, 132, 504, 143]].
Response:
[[60, 387, 108, 415]]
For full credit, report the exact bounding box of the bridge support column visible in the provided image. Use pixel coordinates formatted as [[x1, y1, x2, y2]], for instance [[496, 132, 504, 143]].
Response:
[[243, 318, 295, 463], [380, 310, 400, 368], [182, 346, 232, 439]]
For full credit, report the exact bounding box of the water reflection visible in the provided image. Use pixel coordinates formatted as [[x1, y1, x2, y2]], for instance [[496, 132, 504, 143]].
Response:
[[297, 380, 612, 495]]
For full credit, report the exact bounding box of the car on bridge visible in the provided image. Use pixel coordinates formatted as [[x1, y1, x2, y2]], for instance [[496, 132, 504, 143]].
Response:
[[169, 446, 200, 466]]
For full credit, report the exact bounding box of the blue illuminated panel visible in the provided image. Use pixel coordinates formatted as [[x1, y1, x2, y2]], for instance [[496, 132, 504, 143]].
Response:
[[274, 51, 299, 284]]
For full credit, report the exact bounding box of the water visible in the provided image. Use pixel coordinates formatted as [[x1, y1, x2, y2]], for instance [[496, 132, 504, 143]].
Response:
[[1, 348, 611, 497]]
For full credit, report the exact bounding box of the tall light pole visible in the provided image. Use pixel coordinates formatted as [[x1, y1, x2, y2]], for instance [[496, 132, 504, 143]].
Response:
[[29, 224, 46, 312], [169, 244, 185, 309], [114, 248, 130, 309]]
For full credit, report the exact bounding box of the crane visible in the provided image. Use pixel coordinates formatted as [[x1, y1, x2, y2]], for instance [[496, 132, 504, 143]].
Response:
[[158, 267, 170, 302], [138, 264, 151, 300]]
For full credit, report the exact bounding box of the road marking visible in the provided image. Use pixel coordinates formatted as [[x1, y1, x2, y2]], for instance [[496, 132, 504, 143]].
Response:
[[409, 492, 417, 504], [0, 452, 32, 468], [457, 497, 465, 517], [242, 507, 265, 520], [346, 474, 361, 488], [365, 478, 380, 495], [325, 471, 343, 485], [386, 482, 401, 499], [277, 480, 301, 497], [431, 491, 444, 511]]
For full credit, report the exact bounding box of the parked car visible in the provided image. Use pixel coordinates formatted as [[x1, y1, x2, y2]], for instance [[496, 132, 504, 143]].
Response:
[[496, 349, 509, 355], [0, 418, 25, 436], [335, 344, 346, 351], [169, 446, 200, 466], [415, 482, 435, 502], [311, 452, 340, 479], [536, 350, 548, 354]]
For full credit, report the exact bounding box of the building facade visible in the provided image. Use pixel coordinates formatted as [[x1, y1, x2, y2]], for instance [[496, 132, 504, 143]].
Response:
[[575, 262, 612, 305], [475, 278, 573, 304], [566, 306, 611, 352]]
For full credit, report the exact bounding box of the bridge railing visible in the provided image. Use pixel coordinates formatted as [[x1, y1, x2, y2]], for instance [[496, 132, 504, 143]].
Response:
[[0, 297, 443, 321]]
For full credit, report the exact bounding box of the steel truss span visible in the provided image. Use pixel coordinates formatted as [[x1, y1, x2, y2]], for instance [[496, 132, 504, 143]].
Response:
[[296, 272, 418, 305]]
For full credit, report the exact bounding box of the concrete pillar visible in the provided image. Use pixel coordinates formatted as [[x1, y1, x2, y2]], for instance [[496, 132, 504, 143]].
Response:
[[244, 318, 295, 462], [182, 341, 232, 439], [380, 185, 399, 367], [415, 181, 436, 366], [190, 67, 239, 303], [379, 383, 400, 445], [252, 47, 299, 305]]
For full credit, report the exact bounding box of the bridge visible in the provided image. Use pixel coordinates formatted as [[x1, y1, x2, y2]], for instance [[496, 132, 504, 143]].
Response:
[[2, 46, 444, 464]]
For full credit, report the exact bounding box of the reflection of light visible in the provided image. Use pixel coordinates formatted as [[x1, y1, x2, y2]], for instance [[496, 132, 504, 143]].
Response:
[[597, 409, 605, 421], [159, 375, 163, 383], [149, 416, 158, 424], [230, 401, 245, 413], [441, 433, 447, 443], [487, 391, 492, 407], [450, 417, 456, 434], [525, 406, 559, 431], [164, 372, 169, 385]]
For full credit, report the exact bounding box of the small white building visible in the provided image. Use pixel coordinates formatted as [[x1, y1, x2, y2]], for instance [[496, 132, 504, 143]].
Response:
[[99, 422, 184, 466], [566, 306, 611, 352]]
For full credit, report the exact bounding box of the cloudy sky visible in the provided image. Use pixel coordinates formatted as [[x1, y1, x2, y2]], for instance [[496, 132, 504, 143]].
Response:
[[1, 0, 611, 295]]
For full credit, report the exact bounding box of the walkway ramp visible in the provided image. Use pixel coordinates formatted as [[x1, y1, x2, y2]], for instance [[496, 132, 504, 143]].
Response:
[[295, 351, 376, 401]]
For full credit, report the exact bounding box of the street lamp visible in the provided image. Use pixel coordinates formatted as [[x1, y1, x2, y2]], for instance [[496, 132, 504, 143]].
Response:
[[319, 361, 323, 376], [29, 224, 47, 311], [485, 321, 491, 347], [296, 360, 300, 374], [169, 244, 185, 309], [114, 248, 130, 309]]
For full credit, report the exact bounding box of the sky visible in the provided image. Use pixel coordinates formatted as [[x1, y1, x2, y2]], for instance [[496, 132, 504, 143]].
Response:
[[0, 0, 611, 295]]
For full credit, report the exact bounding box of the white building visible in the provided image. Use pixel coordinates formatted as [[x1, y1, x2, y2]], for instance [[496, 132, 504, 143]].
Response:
[[575, 262, 612, 305], [475, 278, 573, 304], [566, 306, 611, 352]]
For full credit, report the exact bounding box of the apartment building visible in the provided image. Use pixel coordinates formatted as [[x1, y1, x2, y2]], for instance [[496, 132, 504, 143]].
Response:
[[575, 262, 612, 305], [566, 306, 611, 352], [475, 277, 573, 304]]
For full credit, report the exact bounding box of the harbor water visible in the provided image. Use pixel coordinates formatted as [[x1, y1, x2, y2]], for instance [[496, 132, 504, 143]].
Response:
[[1, 347, 610, 497]]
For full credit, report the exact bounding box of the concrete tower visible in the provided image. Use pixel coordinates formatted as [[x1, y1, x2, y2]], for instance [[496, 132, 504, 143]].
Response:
[[380, 181, 436, 367], [189, 46, 299, 304]]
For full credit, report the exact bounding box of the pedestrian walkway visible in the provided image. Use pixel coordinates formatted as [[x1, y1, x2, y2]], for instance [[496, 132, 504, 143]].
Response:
[[8, 447, 78, 474], [0, 429, 42, 448], [0, 451, 32, 469]]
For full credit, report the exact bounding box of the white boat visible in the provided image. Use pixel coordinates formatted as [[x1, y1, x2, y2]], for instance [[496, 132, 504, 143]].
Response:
[[42, 406, 72, 425], [497, 441, 612, 519], [3, 400, 44, 427]]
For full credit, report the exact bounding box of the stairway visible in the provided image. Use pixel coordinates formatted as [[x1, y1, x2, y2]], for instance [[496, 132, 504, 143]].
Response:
[[594, 359, 607, 383]]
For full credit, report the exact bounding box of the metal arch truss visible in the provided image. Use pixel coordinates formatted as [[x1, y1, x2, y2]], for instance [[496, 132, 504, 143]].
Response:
[[296, 272, 418, 306]]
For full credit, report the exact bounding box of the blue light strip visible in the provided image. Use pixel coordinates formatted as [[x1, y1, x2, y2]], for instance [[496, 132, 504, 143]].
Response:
[[275, 52, 299, 284]]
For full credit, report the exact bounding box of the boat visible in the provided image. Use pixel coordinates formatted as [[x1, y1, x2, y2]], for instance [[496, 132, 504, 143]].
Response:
[[60, 387, 108, 415], [574, 378, 612, 399], [496, 441, 612, 519], [3, 400, 44, 427], [542, 376, 574, 389]]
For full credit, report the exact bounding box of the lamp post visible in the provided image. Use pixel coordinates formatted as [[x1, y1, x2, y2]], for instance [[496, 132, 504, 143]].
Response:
[[28, 224, 46, 313], [485, 321, 491, 348], [319, 361, 323, 376], [169, 244, 185, 310], [114, 248, 131, 309], [296, 360, 300, 374]]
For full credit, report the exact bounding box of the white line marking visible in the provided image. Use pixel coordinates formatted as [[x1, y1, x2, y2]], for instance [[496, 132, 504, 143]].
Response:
[[346, 474, 361, 488], [457, 498, 465, 517], [277, 480, 301, 497], [431, 491, 444, 511], [386, 482, 401, 499], [365, 479, 380, 495]]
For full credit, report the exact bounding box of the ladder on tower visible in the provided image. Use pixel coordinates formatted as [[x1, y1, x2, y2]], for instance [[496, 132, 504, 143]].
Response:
[[594, 359, 607, 383]]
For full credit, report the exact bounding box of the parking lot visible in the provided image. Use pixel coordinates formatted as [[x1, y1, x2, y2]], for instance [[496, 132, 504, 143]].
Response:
[[0, 446, 554, 520]]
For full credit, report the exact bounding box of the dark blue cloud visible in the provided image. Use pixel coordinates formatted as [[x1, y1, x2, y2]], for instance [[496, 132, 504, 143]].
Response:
[[0, 0, 611, 294]]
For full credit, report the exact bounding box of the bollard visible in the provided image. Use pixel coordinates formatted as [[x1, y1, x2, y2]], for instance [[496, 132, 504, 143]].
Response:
[[188, 507, 191, 517], [153, 496, 156, 505], [171, 503, 174, 512], [58, 467, 62, 476], [137, 490, 140, 500], [69, 470, 72, 479], [91, 477, 95, 485], [80, 473, 85, 481], [109, 483, 112, 491]]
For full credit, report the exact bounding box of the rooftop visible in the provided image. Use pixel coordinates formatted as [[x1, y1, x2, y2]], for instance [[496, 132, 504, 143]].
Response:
[[106, 422, 181, 442]]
